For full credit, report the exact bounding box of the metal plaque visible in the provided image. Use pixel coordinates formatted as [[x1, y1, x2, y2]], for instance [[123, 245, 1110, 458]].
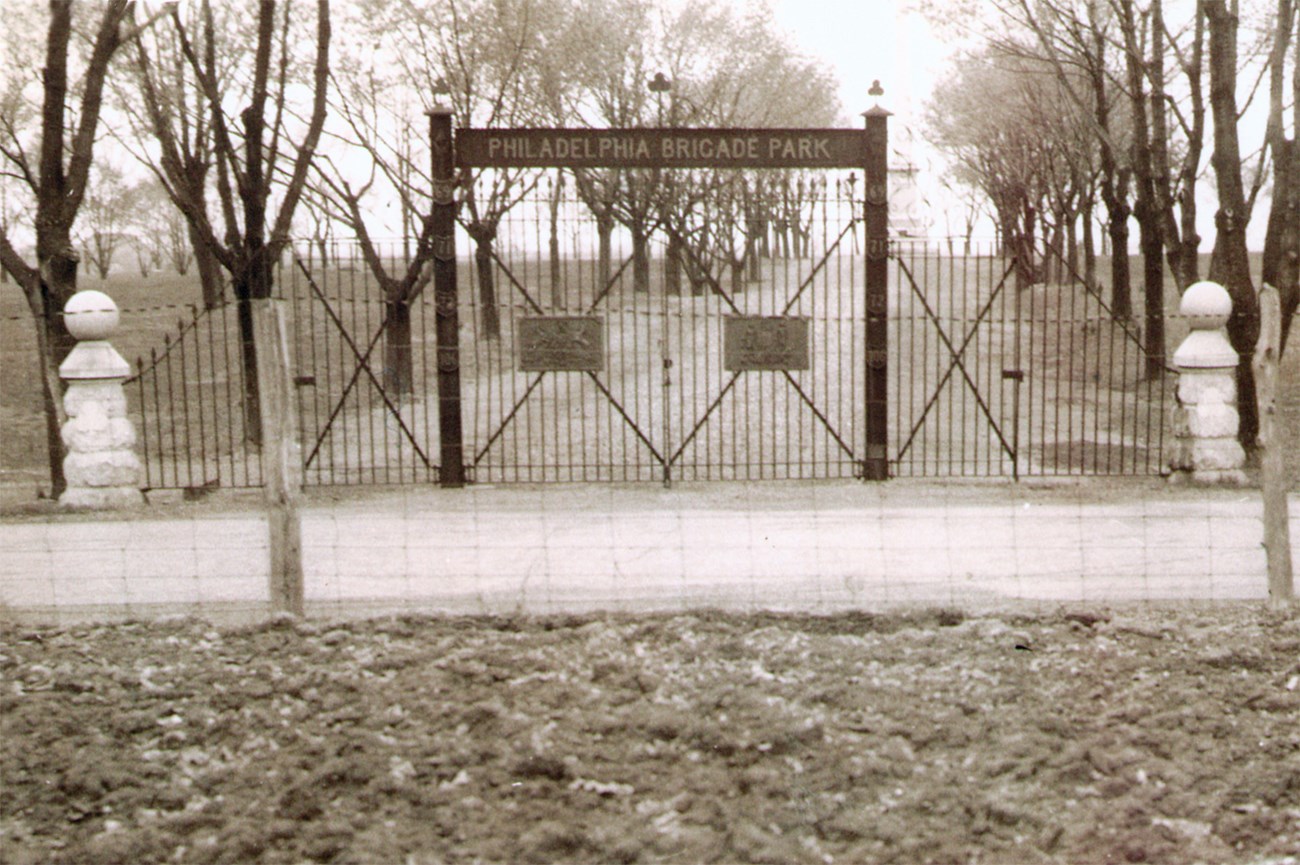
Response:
[[518, 316, 604, 372], [724, 316, 810, 371], [432, 234, 455, 261], [457, 128, 868, 169]]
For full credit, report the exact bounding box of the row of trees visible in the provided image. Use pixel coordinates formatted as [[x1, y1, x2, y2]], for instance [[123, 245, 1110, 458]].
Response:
[[0, 0, 839, 493], [314, 0, 838, 369], [923, 0, 1298, 445]]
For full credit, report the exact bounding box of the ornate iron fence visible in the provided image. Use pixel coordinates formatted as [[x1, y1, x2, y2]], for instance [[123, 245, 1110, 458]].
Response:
[[127, 301, 263, 492]]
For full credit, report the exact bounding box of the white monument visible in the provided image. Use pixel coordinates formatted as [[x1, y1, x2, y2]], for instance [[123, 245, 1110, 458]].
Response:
[[58, 290, 144, 508], [1168, 281, 1247, 485]]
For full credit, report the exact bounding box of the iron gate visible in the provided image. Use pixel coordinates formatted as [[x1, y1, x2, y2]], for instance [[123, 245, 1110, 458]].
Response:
[[887, 241, 1171, 478], [437, 116, 890, 486], [127, 112, 1173, 490], [455, 175, 880, 484]]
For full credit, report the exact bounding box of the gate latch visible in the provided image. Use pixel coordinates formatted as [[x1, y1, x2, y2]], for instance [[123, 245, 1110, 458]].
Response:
[[1001, 369, 1024, 382]]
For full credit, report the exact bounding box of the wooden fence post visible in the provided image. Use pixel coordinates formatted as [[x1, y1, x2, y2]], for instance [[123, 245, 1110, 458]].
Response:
[[253, 296, 304, 616], [1253, 283, 1294, 610]]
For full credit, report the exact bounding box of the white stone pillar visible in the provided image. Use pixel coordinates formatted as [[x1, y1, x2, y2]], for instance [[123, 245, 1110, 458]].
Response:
[[1168, 281, 1246, 485], [58, 290, 145, 509]]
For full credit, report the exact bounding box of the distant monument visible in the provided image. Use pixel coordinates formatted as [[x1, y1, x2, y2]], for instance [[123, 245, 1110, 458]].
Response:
[[887, 10, 930, 240]]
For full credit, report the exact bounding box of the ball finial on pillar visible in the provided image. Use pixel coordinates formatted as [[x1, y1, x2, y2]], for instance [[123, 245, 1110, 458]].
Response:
[[58, 290, 144, 509], [1169, 281, 1246, 485]]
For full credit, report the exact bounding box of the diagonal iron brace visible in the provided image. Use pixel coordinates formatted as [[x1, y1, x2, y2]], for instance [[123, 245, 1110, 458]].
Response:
[[895, 257, 1018, 463], [294, 257, 432, 472], [779, 218, 859, 316]]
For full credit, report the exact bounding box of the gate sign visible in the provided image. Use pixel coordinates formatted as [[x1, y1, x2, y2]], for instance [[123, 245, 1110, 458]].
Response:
[[457, 128, 866, 169], [518, 316, 604, 372], [724, 316, 810, 371]]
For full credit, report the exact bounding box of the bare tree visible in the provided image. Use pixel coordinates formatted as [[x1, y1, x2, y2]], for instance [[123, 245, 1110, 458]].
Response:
[[1116, 0, 1168, 377], [115, 0, 234, 308], [1205, 0, 1262, 446], [361, 0, 555, 341], [0, 1, 168, 496], [305, 7, 439, 395], [1260, 0, 1299, 353], [126, 177, 180, 277], [75, 161, 134, 279], [130, 0, 331, 443], [928, 50, 1082, 287]]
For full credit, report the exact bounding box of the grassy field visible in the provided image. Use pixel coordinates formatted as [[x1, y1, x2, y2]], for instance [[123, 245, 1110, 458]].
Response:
[[2, 606, 1298, 864]]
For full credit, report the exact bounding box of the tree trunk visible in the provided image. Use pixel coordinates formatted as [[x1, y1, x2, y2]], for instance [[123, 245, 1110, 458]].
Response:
[[36, 246, 80, 498], [1260, 0, 1299, 354], [596, 212, 613, 288], [194, 231, 224, 309], [1177, 181, 1202, 288], [730, 258, 745, 296], [1082, 199, 1097, 288], [1176, 0, 1207, 289], [665, 232, 683, 295], [474, 238, 501, 340], [1147, 0, 1195, 290], [1107, 205, 1132, 319], [1139, 219, 1167, 379], [1066, 214, 1079, 280], [631, 223, 650, 293], [548, 173, 563, 307], [383, 297, 413, 397], [1013, 203, 1037, 290], [1206, 0, 1260, 447], [1262, 141, 1298, 354], [1091, 19, 1132, 320], [232, 270, 262, 447], [1121, 0, 1168, 378]]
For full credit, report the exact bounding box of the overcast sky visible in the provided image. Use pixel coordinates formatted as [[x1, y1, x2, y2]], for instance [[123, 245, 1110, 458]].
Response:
[[770, 0, 947, 124]]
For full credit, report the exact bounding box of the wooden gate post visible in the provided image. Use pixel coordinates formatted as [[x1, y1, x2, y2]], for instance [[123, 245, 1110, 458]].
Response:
[[430, 105, 466, 487], [862, 101, 891, 480], [1253, 284, 1294, 609], [252, 297, 303, 616]]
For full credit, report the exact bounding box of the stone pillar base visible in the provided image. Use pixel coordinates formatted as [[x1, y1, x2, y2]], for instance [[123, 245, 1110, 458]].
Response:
[[57, 291, 146, 511], [1167, 468, 1248, 487], [59, 486, 145, 510], [1168, 282, 1246, 486]]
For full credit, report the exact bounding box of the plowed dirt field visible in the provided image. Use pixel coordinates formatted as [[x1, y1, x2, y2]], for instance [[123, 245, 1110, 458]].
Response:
[[2, 606, 1299, 864]]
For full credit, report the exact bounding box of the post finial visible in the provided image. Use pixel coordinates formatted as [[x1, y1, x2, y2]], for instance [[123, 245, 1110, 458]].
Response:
[[863, 80, 892, 118], [429, 76, 453, 115]]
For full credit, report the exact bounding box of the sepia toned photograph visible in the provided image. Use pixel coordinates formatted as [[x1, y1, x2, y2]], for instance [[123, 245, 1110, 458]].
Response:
[[1, 0, 1297, 862]]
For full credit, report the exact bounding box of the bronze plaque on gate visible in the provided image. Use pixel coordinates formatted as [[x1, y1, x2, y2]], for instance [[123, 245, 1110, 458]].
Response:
[[518, 316, 604, 371], [724, 316, 810, 371]]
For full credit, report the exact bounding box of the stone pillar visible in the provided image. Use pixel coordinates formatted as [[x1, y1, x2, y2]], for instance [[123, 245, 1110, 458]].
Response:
[[1168, 281, 1246, 485], [58, 290, 144, 509]]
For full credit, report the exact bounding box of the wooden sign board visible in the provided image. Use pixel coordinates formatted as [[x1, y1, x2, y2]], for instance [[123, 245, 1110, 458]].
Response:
[[724, 316, 810, 371], [457, 128, 866, 169], [518, 316, 604, 372]]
